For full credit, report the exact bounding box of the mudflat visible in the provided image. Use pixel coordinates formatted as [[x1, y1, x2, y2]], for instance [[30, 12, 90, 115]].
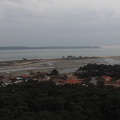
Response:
[[0, 57, 119, 76]]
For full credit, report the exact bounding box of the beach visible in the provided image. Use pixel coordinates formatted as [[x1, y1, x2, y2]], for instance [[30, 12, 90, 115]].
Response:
[[0, 56, 118, 76]]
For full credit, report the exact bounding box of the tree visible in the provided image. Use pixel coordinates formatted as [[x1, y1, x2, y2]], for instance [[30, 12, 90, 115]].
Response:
[[50, 69, 59, 76]]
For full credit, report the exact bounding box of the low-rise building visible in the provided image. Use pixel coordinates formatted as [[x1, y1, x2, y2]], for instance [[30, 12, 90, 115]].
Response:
[[104, 81, 120, 87], [102, 76, 112, 82]]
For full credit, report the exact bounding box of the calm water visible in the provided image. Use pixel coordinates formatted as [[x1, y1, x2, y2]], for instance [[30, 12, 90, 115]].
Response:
[[0, 47, 120, 61]]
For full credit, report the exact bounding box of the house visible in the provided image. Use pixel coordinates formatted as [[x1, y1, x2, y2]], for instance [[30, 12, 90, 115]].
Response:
[[21, 74, 31, 79], [56, 80, 66, 85], [14, 80, 22, 84], [8, 76, 17, 81], [34, 78, 43, 82], [65, 74, 83, 84], [2, 79, 13, 86], [102, 76, 112, 82], [116, 79, 120, 83], [104, 81, 120, 87], [16, 76, 23, 80], [65, 79, 82, 84]]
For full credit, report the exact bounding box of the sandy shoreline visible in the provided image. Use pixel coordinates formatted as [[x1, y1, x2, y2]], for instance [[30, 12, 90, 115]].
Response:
[[0, 57, 120, 76]]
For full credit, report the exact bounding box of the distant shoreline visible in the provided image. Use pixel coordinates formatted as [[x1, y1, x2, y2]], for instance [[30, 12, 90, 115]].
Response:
[[0, 47, 119, 61], [0, 46, 101, 50]]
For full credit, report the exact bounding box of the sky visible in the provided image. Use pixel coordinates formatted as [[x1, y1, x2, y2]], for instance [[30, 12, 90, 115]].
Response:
[[0, 0, 120, 47]]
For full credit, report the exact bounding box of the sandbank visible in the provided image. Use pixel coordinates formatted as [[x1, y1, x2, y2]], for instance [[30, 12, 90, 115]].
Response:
[[0, 56, 120, 76]]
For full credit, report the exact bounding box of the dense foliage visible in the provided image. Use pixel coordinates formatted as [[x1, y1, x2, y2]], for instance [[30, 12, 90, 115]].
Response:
[[1, 80, 120, 120], [50, 69, 59, 76], [75, 64, 120, 79]]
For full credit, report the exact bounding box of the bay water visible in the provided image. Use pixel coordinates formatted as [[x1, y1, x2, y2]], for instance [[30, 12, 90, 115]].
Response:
[[0, 47, 120, 61]]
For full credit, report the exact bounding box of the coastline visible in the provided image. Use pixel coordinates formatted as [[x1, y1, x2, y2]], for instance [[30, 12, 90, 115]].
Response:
[[0, 56, 119, 76]]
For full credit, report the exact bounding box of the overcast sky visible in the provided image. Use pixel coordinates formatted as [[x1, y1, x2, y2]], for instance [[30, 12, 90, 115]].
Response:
[[0, 0, 120, 46]]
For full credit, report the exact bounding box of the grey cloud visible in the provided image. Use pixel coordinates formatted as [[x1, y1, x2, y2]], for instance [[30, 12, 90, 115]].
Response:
[[0, 0, 120, 46]]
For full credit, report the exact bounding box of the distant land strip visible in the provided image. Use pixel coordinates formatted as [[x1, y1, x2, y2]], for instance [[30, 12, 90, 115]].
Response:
[[0, 46, 101, 50]]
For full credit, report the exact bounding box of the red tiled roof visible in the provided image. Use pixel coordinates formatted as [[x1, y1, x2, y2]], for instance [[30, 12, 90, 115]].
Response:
[[22, 74, 31, 78], [117, 79, 120, 82], [66, 79, 82, 84], [36, 78, 43, 81], [104, 81, 120, 87], [102, 76, 112, 81], [8, 76, 16, 80]]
